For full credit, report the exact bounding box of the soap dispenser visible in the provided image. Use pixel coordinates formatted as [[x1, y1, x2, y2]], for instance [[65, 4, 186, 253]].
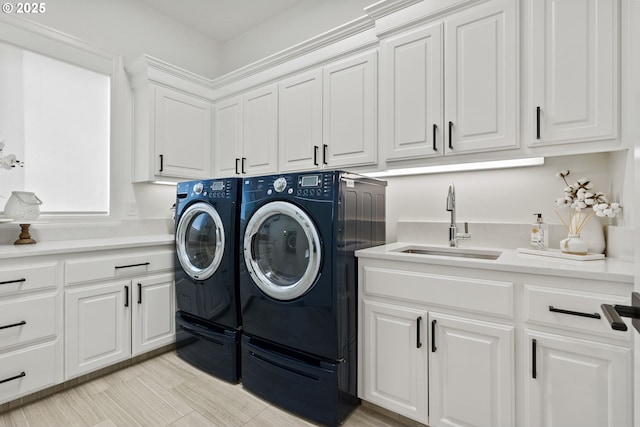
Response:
[[531, 213, 549, 249]]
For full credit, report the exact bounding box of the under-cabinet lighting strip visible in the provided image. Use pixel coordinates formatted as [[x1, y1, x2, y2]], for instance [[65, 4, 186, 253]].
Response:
[[362, 157, 545, 178]]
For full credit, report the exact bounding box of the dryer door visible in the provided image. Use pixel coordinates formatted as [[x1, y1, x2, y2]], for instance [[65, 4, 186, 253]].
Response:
[[243, 201, 322, 301], [176, 202, 225, 281]]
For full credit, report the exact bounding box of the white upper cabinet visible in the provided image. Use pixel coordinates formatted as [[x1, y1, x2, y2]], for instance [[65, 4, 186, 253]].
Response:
[[380, 23, 443, 161], [243, 85, 279, 176], [279, 52, 377, 173], [322, 51, 377, 168], [381, 0, 518, 162], [444, 0, 518, 155], [214, 84, 278, 177], [128, 56, 214, 182], [528, 0, 618, 146], [214, 96, 243, 177], [154, 86, 213, 180], [278, 69, 323, 172]]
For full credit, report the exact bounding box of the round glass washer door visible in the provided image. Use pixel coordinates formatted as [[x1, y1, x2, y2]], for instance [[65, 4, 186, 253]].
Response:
[[243, 201, 321, 301], [176, 202, 225, 281]]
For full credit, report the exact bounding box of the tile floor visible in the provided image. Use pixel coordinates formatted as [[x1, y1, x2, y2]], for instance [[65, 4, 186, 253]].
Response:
[[0, 351, 412, 427]]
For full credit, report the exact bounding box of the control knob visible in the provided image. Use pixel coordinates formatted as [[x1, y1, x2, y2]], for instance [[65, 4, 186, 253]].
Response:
[[193, 182, 204, 195], [273, 177, 287, 193]]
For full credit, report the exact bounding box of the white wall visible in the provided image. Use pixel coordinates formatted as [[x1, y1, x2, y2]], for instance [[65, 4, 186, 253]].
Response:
[[384, 152, 619, 241], [19, 0, 222, 78], [219, 0, 376, 74]]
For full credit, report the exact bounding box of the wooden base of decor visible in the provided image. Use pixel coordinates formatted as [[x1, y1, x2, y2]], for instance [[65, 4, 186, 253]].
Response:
[[14, 223, 36, 245]]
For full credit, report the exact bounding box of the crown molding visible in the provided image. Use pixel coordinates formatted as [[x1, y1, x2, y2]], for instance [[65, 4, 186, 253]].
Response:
[[364, 0, 423, 21]]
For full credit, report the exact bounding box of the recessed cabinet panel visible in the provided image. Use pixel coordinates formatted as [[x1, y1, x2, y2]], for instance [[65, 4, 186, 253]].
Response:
[[278, 70, 323, 172], [530, 0, 617, 144], [65, 281, 131, 379], [154, 86, 212, 179], [361, 300, 428, 423], [243, 85, 278, 175], [132, 274, 175, 356], [323, 52, 377, 167], [381, 23, 443, 161], [429, 313, 514, 427], [214, 97, 243, 177], [524, 330, 631, 427], [444, 0, 518, 154], [0, 294, 56, 351]]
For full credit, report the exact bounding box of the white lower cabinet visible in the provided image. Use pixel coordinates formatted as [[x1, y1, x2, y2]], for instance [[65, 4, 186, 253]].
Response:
[[524, 330, 631, 427], [65, 248, 175, 379], [362, 300, 428, 422], [0, 259, 62, 405], [429, 313, 514, 427], [357, 257, 633, 427], [132, 274, 175, 356], [65, 280, 131, 378]]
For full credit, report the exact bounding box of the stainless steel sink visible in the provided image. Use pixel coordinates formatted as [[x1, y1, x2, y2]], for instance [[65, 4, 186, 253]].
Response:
[[396, 246, 502, 260]]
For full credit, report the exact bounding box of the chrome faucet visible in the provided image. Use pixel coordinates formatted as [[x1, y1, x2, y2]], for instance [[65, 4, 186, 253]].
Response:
[[446, 183, 471, 247]]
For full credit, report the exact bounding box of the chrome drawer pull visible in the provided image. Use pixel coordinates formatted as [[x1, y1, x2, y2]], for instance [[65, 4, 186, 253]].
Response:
[[0, 320, 26, 330], [0, 278, 26, 285], [548, 306, 601, 319], [0, 371, 26, 384]]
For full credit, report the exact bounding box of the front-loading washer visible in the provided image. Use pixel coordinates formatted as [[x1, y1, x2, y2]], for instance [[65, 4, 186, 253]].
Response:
[[238, 170, 386, 426], [174, 178, 242, 383]]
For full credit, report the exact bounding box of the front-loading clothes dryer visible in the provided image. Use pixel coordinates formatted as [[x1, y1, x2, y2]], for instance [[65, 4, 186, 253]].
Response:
[[239, 170, 386, 426], [174, 178, 241, 383]]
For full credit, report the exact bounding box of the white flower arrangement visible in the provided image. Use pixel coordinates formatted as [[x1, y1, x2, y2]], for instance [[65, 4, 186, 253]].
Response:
[[555, 170, 621, 235], [0, 136, 23, 170]]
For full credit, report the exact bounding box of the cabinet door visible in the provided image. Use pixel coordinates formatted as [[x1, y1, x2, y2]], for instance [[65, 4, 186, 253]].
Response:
[[278, 69, 322, 172], [380, 23, 443, 161], [213, 95, 243, 177], [444, 0, 518, 154], [524, 330, 632, 427], [132, 274, 175, 356], [429, 313, 514, 427], [155, 86, 212, 179], [530, 0, 617, 145], [323, 52, 377, 168], [361, 300, 428, 423], [243, 85, 278, 175], [65, 281, 131, 379]]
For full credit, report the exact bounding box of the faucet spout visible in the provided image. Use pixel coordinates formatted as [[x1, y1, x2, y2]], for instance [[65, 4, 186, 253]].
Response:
[[445, 183, 470, 247]]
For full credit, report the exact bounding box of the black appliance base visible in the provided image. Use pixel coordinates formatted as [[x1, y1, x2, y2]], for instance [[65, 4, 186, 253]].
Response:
[[241, 335, 359, 427], [176, 311, 240, 383]]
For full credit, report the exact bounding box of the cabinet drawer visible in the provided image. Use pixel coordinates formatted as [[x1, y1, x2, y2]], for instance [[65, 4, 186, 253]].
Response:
[[362, 266, 513, 318], [65, 249, 174, 285], [0, 294, 57, 351], [524, 285, 629, 339], [0, 263, 57, 296], [0, 341, 58, 405]]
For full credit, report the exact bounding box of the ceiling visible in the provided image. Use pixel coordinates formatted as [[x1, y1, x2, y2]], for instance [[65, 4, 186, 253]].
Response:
[[136, 0, 305, 44]]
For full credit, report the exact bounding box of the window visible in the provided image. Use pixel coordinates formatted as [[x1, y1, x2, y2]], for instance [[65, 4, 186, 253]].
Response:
[[0, 41, 111, 215]]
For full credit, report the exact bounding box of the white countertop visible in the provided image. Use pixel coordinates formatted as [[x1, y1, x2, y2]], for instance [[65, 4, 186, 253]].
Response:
[[0, 234, 175, 260], [356, 242, 635, 284]]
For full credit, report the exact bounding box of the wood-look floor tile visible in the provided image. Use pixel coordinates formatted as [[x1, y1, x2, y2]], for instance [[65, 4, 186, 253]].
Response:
[[89, 391, 142, 427], [242, 405, 318, 427], [137, 353, 199, 389], [171, 375, 267, 426], [90, 419, 117, 427], [101, 377, 188, 426], [168, 410, 218, 427], [0, 408, 28, 427], [343, 405, 408, 427], [48, 387, 106, 427]]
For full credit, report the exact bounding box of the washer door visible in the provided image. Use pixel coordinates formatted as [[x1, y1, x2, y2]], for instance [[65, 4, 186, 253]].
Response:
[[176, 202, 225, 281], [243, 201, 321, 301]]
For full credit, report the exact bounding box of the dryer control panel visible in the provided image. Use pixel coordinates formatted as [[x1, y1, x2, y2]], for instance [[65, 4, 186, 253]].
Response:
[[243, 172, 335, 201]]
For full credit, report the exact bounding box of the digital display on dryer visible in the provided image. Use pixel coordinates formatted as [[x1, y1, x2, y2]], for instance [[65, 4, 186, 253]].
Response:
[[301, 175, 320, 187], [211, 182, 225, 191]]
